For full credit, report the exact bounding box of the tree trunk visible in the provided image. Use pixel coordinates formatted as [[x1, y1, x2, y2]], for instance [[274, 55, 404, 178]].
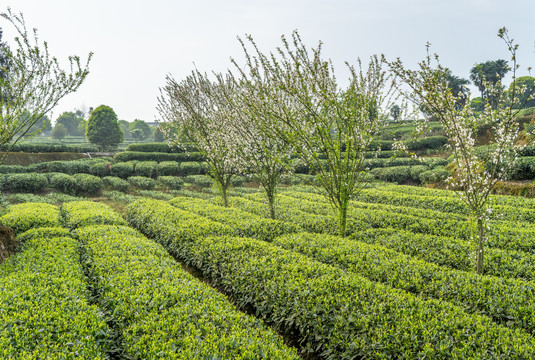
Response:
[[266, 186, 276, 220], [337, 198, 349, 237], [475, 217, 485, 274], [221, 185, 228, 207]]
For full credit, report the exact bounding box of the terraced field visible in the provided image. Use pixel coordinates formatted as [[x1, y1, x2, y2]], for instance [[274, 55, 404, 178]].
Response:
[[2, 183, 535, 358]]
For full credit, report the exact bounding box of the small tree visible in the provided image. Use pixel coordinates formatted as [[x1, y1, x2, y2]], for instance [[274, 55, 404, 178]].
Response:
[[153, 126, 165, 142], [390, 104, 401, 121], [51, 123, 67, 140], [235, 32, 395, 236], [130, 128, 144, 142], [0, 9, 92, 161], [55, 111, 84, 136], [129, 119, 151, 140], [157, 71, 238, 206], [85, 105, 123, 150], [217, 71, 293, 219], [388, 28, 528, 274]]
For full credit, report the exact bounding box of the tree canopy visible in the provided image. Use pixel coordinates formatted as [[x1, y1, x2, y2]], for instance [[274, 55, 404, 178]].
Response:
[[0, 9, 92, 159], [85, 105, 123, 150]]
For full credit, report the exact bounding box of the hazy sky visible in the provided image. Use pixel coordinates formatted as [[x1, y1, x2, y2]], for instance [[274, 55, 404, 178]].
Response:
[[2, 0, 534, 123]]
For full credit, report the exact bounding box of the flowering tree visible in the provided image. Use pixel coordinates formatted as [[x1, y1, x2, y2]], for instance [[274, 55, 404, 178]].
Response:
[[388, 28, 528, 274], [0, 9, 91, 159], [224, 57, 295, 219], [236, 32, 395, 236], [157, 70, 238, 207]]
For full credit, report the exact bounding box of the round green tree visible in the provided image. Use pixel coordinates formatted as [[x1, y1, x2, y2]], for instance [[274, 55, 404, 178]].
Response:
[[51, 123, 67, 140], [85, 105, 123, 150]]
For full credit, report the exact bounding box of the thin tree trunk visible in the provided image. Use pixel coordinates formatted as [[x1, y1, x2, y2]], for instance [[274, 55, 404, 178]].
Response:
[[221, 185, 228, 207], [338, 197, 349, 237], [476, 217, 485, 274], [266, 185, 276, 220]]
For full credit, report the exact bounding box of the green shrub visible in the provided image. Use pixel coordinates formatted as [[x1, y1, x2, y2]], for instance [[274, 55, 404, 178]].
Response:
[[75, 224, 298, 359], [404, 136, 448, 151], [125, 143, 174, 153], [0, 165, 32, 174], [125, 200, 535, 359], [157, 176, 184, 190], [184, 175, 212, 188], [114, 151, 204, 163], [73, 173, 103, 195], [134, 161, 157, 178], [0, 203, 60, 234], [420, 166, 450, 184], [102, 176, 129, 192], [370, 165, 412, 183], [230, 176, 248, 187], [61, 201, 126, 229], [367, 139, 394, 150], [128, 176, 155, 190], [178, 161, 202, 176], [409, 165, 429, 181], [2, 173, 48, 193], [17, 226, 71, 245], [156, 161, 179, 176], [169, 196, 300, 241], [49, 173, 78, 194], [110, 162, 135, 179], [48, 160, 92, 174], [0, 234, 111, 357], [274, 231, 535, 335], [89, 162, 110, 177]]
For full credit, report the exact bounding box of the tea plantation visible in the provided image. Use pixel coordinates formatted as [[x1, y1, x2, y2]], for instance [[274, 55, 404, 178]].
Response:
[[2, 178, 535, 359]]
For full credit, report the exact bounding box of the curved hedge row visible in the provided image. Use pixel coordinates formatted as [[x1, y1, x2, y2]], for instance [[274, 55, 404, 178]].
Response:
[[237, 193, 535, 280], [60, 201, 127, 229], [125, 199, 535, 359], [0, 230, 110, 358], [169, 196, 301, 241], [273, 191, 535, 254], [274, 232, 535, 335], [357, 187, 535, 223], [354, 228, 535, 281], [229, 196, 341, 234], [0, 142, 99, 153], [0, 202, 60, 234], [75, 225, 299, 359], [125, 142, 197, 153], [114, 151, 204, 163]]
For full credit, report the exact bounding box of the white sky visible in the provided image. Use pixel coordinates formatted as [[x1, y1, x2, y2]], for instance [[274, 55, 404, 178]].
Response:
[[2, 0, 534, 123]]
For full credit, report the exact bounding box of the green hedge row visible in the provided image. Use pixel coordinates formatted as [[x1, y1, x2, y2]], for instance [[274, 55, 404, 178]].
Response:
[[274, 232, 535, 335], [378, 183, 535, 210], [125, 142, 197, 153], [0, 159, 207, 179], [0, 171, 185, 195], [367, 136, 448, 151], [0, 142, 100, 153], [355, 228, 535, 281], [364, 157, 448, 169], [0, 230, 110, 358], [276, 191, 535, 255], [60, 201, 127, 229], [169, 196, 301, 242], [125, 199, 535, 359], [229, 196, 341, 235], [114, 151, 204, 163], [241, 192, 535, 280], [125, 199, 233, 246], [0, 203, 60, 234], [75, 224, 299, 359], [357, 187, 535, 223], [0, 173, 105, 195]]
